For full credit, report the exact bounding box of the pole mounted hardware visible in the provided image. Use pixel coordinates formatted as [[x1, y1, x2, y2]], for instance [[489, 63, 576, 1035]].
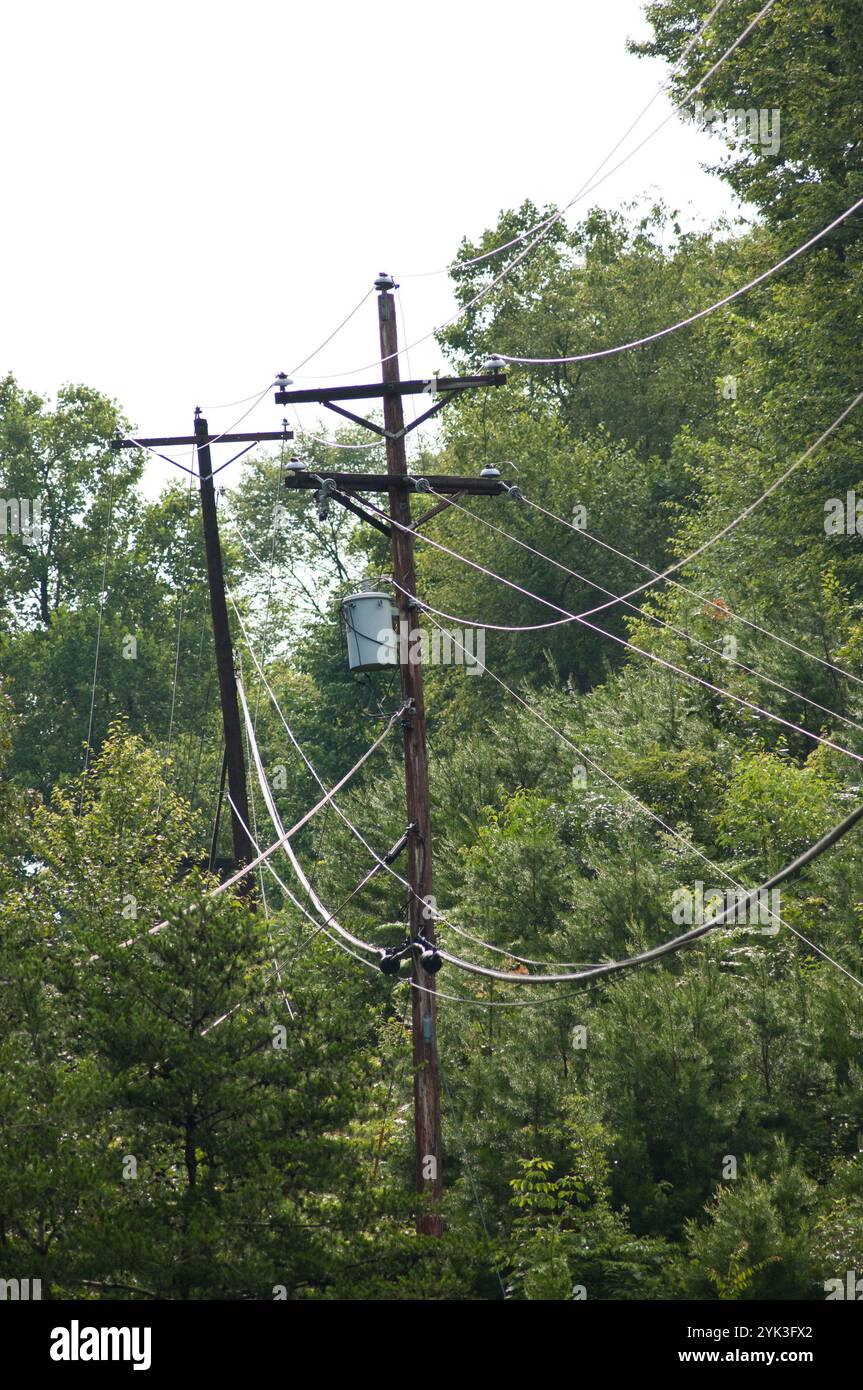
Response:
[[283, 470, 507, 496], [376, 933, 442, 977], [123, 281, 508, 1236], [276, 275, 509, 1236], [273, 357, 506, 444], [110, 419, 298, 883]]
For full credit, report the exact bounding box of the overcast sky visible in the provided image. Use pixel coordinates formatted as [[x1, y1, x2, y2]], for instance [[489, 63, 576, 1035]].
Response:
[[2, 1, 743, 494]]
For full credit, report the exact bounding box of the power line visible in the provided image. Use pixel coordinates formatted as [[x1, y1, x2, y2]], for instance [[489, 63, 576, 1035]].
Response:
[[223, 789, 592, 1015], [227, 792, 382, 968], [237, 679, 383, 960], [407, 586, 863, 765], [318, 108, 853, 386], [203, 290, 375, 419], [289, 407, 386, 453], [103, 702, 401, 959], [440, 495, 863, 739], [104, 538, 862, 1002], [201, 798, 395, 1037], [218, 389, 856, 1000], [292, 1, 776, 381], [524, 496, 863, 692], [227, 578, 598, 972], [372, 506, 863, 767], [237, 641, 295, 1019], [200, 387, 278, 410], [225, 789, 566, 1018], [288, 575, 863, 996], [398, 0, 736, 280], [434, 798, 863, 988], [289, 288, 374, 376], [231, 523, 843, 983], [231, 392, 863, 977], [229, 754, 602, 1013], [416, 613, 863, 992], [497, 192, 863, 365], [390, 390, 863, 626], [418, 616, 771, 894], [223, 795, 599, 1017]]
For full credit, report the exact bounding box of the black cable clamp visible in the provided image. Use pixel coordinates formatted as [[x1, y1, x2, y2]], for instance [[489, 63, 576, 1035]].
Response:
[[383, 822, 418, 865], [378, 938, 413, 976]]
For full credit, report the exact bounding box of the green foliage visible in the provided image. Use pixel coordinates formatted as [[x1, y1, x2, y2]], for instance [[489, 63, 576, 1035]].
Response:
[[683, 1147, 820, 1299], [633, 0, 863, 234], [3, 1, 863, 1298], [716, 751, 838, 873], [506, 1101, 673, 1300]]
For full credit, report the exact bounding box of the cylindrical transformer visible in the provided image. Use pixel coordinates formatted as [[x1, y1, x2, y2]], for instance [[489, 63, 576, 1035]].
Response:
[[341, 590, 397, 671]]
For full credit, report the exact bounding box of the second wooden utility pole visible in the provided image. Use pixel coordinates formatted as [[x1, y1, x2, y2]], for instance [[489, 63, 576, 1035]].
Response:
[[377, 279, 443, 1236], [194, 410, 256, 878], [112, 416, 296, 883]]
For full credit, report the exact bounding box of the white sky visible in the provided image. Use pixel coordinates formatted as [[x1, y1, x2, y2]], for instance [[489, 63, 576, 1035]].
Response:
[[1, 0, 742, 496]]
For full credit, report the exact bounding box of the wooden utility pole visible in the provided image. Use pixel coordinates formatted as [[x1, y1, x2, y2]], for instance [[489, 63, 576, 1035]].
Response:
[[275, 278, 507, 1234], [194, 410, 255, 877], [113, 417, 295, 879], [377, 280, 443, 1236]]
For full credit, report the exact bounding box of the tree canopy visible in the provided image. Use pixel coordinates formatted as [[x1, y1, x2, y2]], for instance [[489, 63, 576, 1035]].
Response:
[[1, 0, 862, 1302]]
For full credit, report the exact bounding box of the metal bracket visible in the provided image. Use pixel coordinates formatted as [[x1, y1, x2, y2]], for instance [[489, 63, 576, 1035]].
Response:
[[396, 393, 458, 439], [400, 697, 416, 730], [321, 400, 393, 439], [412, 490, 465, 530]]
